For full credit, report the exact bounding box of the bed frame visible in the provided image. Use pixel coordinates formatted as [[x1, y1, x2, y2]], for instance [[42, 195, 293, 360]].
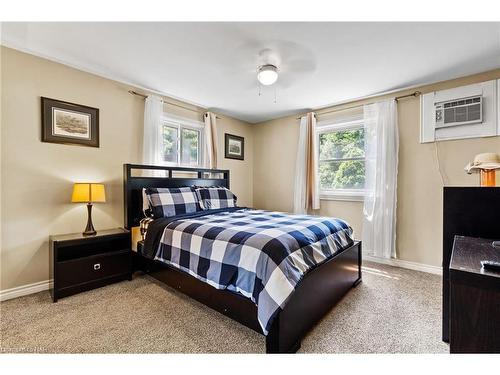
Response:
[[124, 163, 362, 353]]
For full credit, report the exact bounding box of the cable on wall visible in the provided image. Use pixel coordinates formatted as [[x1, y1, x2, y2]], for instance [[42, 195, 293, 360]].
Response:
[[434, 141, 448, 186]]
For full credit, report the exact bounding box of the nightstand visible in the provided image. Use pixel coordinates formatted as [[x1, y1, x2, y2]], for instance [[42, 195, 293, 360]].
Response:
[[49, 228, 132, 302]]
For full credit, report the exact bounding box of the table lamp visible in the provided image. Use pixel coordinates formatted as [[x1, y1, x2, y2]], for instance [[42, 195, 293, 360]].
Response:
[[71, 183, 106, 236], [465, 153, 500, 187]]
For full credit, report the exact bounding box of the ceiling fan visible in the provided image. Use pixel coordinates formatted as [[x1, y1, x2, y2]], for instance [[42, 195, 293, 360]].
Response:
[[229, 40, 317, 102]]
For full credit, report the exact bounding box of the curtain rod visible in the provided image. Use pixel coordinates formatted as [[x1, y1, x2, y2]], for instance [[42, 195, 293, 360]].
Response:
[[296, 91, 422, 119], [128, 90, 221, 119]]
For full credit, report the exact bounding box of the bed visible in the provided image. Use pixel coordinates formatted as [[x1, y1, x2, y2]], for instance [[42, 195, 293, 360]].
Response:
[[124, 163, 362, 353]]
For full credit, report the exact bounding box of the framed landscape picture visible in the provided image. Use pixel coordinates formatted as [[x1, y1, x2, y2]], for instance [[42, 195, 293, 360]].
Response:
[[225, 133, 244, 160], [41, 97, 99, 147]]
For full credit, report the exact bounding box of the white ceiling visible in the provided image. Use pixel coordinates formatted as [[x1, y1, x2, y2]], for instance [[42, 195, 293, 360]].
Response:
[[2, 22, 500, 123]]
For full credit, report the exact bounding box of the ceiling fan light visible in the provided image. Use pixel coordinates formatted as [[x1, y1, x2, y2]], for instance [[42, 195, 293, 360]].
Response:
[[257, 65, 278, 86]]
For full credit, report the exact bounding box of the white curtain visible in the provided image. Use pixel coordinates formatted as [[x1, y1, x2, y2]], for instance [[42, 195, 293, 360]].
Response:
[[204, 112, 218, 169], [293, 112, 320, 214], [143, 95, 163, 165], [362, 100, 399, 259]]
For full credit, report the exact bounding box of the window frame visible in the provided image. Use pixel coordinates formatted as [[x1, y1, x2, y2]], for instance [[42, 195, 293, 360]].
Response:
[[316, 118, 366, 202], [159, 114, 204, 168]]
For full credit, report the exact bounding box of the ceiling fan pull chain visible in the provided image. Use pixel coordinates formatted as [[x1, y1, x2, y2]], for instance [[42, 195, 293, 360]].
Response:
[[274, 86, 277, 104]]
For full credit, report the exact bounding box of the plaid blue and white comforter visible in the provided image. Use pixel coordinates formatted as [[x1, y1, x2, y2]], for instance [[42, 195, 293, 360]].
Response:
[[147, 208, 354, 334]]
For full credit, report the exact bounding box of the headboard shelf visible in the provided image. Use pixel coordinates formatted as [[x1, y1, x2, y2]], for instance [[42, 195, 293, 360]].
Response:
[[123, 163, 230, 229]]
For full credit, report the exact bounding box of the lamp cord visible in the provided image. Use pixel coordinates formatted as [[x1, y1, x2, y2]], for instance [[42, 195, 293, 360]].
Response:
[[434, 141, 447, 186]]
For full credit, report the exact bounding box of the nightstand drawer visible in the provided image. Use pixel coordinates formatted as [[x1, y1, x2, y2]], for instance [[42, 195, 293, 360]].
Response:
[[57, 250, 130, 289]]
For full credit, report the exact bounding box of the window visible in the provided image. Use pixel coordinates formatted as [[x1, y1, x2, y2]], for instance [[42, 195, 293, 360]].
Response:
[[317, 119, 366, 201], [160, 116, 203, 167]]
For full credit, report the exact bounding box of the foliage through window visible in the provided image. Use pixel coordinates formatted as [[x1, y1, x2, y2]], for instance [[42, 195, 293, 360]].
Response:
[[318, 123, 365, 196], [162, 125, 178, 163], [181, 128, 200, 166], [161, 118, 203, 167]]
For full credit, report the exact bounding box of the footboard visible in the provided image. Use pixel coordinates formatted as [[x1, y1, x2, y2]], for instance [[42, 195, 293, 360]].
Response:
[[266, 241, 362, 353]]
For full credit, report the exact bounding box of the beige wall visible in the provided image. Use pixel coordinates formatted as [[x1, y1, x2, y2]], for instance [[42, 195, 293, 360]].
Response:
[[253, 70, 500, 267], [216, 118, 253, 208], [0, 47, 253, 291]]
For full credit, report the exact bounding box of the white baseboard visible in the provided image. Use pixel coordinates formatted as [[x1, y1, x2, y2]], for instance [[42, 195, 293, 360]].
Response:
[[363, 255, 442, 275], [0, 279, 53, 302]]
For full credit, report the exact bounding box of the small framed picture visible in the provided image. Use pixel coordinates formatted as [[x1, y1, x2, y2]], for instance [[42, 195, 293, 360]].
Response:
[[225, 133, 244, 160], [41, 97, 99, 147]]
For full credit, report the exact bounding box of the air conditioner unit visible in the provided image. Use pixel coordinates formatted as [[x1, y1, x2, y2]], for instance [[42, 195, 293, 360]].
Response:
[[434, 95, 483, 129]]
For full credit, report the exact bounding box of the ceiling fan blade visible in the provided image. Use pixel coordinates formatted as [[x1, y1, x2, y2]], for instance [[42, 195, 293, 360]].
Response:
[[282, 58, 317, 73]]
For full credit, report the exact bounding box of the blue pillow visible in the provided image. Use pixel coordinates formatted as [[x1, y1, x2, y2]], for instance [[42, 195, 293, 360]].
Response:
[[145, 187, 200, 218], [195, 187, 237, 210]]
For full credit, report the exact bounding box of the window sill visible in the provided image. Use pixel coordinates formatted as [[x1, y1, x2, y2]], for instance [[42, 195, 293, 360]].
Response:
[[320, 191, 365, 202]]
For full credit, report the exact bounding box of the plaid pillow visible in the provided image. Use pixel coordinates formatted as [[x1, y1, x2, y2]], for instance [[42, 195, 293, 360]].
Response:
[[142, 188, 153, 217], [145, 187, 200, 218], [139, 217, 154, 240], [195, 187, 237, 210]]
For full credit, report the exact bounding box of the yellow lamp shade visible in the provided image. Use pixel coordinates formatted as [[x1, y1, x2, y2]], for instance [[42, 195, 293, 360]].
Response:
[[71, 183, 106, 203]]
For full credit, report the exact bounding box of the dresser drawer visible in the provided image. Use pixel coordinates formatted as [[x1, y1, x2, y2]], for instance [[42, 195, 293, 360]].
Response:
[[57, 250, 130, 289]]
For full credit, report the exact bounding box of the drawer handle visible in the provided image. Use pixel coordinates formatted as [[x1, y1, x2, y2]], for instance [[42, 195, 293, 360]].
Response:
[[93, 263, 101, 270]]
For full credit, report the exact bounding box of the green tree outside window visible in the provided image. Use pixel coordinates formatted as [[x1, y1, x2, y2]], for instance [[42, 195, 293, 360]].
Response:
[[319, 127, 365, 190], [162, 125, 178, 163]]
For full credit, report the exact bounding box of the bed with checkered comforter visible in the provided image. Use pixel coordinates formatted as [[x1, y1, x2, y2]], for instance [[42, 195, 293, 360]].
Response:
[[142, 207, 354, 335]]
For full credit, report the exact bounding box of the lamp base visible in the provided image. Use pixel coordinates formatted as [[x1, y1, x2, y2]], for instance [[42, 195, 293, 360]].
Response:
[[480, 170, 496, 187], [83, 203, 97, 236]]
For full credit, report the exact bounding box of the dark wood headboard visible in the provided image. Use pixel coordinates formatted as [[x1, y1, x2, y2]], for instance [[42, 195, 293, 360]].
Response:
[[123, 163, 230, 229]]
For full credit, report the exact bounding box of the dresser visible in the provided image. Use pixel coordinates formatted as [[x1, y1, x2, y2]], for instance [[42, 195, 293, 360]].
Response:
[[449, 236, 500, 353], [442, 187, 500, 342]]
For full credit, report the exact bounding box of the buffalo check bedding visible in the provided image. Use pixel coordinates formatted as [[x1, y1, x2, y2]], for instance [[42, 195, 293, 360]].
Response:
[[142, 207, 354, 335]]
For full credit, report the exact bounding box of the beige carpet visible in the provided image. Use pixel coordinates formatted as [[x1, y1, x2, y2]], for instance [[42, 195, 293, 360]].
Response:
[[0, 261, 448, 353]]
